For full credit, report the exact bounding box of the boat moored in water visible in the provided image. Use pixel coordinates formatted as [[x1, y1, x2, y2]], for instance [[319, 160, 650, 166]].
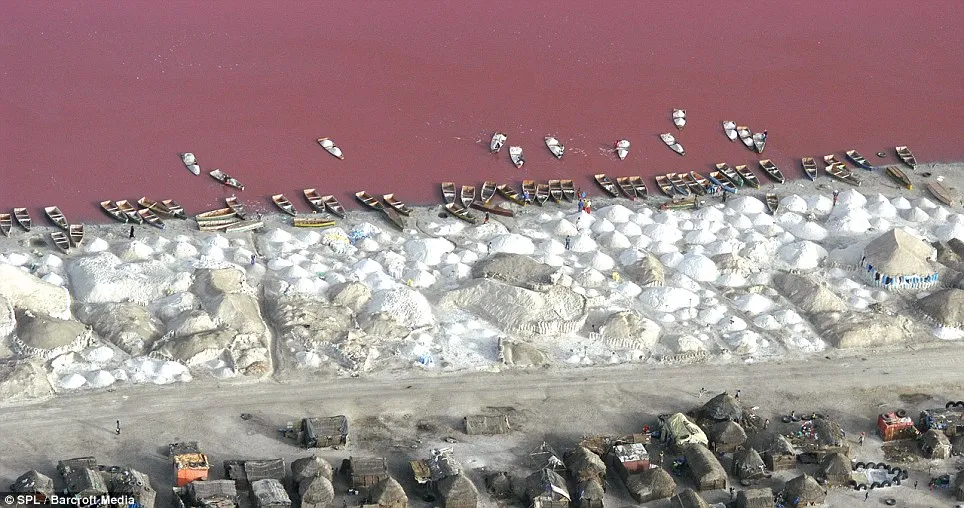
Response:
[[667, 173, 690, 196], [660, 133, 685, 156], [322, 195, 346, 218], [44, 206, 69, 230], [522, 180, 537, 203], [445, 203, 478, 224], [615, 139, 630, 160], [304, 189, 326, 212], [51, 231, 70, 253], [846, 150, 873, 170], [734, 165, 761, 189], [460, 185, 476, 207], [548, 180, 563, 203], [561, 179, 576, 201], [68, 224, 84, 247], [100, 201, 128, 223], [179, 152, 200, 175], [689, 172, 712, 194], [629, 176, 648, 198], [490, 132, 507, 153], [496, 184, 526, 205], [615, 177, 637, 200], [195, 208, 236, 222], [737, 126, 754, 150], [116, 201, 143, 223], [225, 196, 246, 218], [722, 121, 738, 142], [0, 213, 11, 236], [715, 163, 744, 187], [672, 109, 686, 129], [655, 175, 675, 197], [759, 160, 786, 183], [138, 197, 175, 218], [138, 208, 166, 229], [544, 137, 565, 159], [535, 183, 549, 206], [272, 194, 298, 216], [317, 137, 344, 159], [383, 194, 413, 216], [509, 146, 525, 168], [594, 174, 620, 197], [680, 173, 705, 196], [752, 132, 767, 153], [355, 191, 384, 211], [896, 146, 917, 169], [801, 158, 818, 181], [707, 171, 738, 194], [441, 182, 457, 204], [209, 169, 244, 191], [162, 200, 186, 218], [480, 181, 496, 203], [826, 163, 861, 186]]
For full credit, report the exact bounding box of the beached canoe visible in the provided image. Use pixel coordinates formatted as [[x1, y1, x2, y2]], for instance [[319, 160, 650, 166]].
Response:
[[522, 180, 537, 203], [660, 133, 685, 156], [162, 200, 186, 218], [561, 179, 576, 201], [490, 132, 507, 153], [480, 181, 496, 203], [826, 163, 861, 186], [629, 176, 648, 198], [545, 137, 565, 159], [659, 196, 702, 211], [667, 173, 690, 196], [496, 184, 527, 205], [885, 166, 912, 190], [801, 158, 818, 181], [100, 201, 129, 223], [381, 208, 406, 231], [210, 169, 244, 191], [441, 182, 457, 204], [535, 183, 549, 206], [722, 121, 738, 142], [116, 200, 143, 223], [715, 163, 744, 187], [317, 137, 344, 159], [735, 165, 761, 189], [50, 231, 70, 253], [549, 180, 563, 203], [322, 195, 346, 218], [823, 154, 846, 169], [926, 181, 954, 206], [752, 132, 767, 153], [224, 196, 246, 218], [68, 224, 84, 247], [44, 206, 69, 230], [758, 160, 786, 183], [765, 193, 779, 214], [615, 139, 630, 160], [445, 203, 478, 224], [197, 219, 240, 232], [655, 175, 676, 197], [689, 171, 712, 194], [293, 216, 336, 228], [138, 208, 166, 229], [707, 171, 738, 194], [594, 174, 620, 197], [0, 213, 11, 236], [13, 207, 31, 231], [195, 208, 236, 222], [179, 152, 201, 175], [846, 150, 873, 170], [273, 194, 298, 216], [226, 220, 264, 233], [896, 146, 917, 169], [737, 126, 754, 150], [138, 197, 175, 218], [680, 173, 705, 196], [672, 109, 686, 130], [383, 194, 413, 216], [509, 146, 525, 168], [470, 201, 515, 217], [461, 185, 476, 207], [615, 177, 637, 200], [304, 188, 326, 212], [355, 191, 384, 211]]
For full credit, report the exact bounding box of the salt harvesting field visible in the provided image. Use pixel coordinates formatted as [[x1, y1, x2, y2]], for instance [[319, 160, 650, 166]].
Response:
[[2, 163, 964, 403]]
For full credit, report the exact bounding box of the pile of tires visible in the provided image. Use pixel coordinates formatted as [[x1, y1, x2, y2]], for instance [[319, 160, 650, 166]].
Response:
[[945, 400, 964, 409], [850, 461, 908, 490]]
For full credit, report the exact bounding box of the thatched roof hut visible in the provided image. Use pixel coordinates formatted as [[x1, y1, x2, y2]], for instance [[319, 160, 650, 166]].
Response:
[[62, 467, 108, 497], [105, 467, 156, 508], [764, 434, 797, 471], [661, 413, 708, 450], [731, 448, 766, 480], [523, 468, 570, 508], [682, 444, 726, 491], [347, 456, 389, 488], [624, 467, 675, 503], [438, 475, 478, 508], [575, 478, 604, 508], [484, 472, 513, 500], [669, 488, 710, 508], [708, 420, 747, 453], [10, 470, 54, 498], [700, 392, 742, 422], [736, 487, 773, 508], [955, 470, 964, 501], [367, 476, 407, 508], [811, 418, 846, 448], [251, 479, 291, 508], [819, 452, 852, 486], [781, 474, 826, 507], [918, 288, 964, 327], [292, 455, 333, 484], [298, 475, 334, 508], [564, 447, 606, 482], [919, 428, 952, 459]]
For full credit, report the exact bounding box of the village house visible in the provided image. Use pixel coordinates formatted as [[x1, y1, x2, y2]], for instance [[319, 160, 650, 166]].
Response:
[[250, 479, 291, 508], [919, 429, 952, 459], [365, 476, 407, 508], [347, 457, 389, 488], [659, 413, 708, 451], [623, 467, 675, 504], [523, 468, 570, 508], [682, 444, 726, 491], [670, 488, 710, 508], [609, 442, 649, 480]]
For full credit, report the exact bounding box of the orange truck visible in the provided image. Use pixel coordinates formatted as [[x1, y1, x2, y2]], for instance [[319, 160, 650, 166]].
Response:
[[170, 441, 211, 487]]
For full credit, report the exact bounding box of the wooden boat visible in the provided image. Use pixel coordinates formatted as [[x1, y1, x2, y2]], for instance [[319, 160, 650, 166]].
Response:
[[225, 220, 264, 233], [544, 137, 564, 159], [667, 173, 690, 196], [689, 172, 712, 193], [615, 139, 630, 160], [561, 179, 576, 201], [225, 196, 246, 218], [383, 194, 413, 216], [50, 231, 70, 253], [100, 201, 128, 223], [758, 160, 785, 183], [615, 177, 637, 200], [480, 181, 497, 203], [470, 201, 515, 217], [138, 197, 174, 218], [846, 150, 873, 170], [162, 200, 186, 218], [445, 203, 478, 224], [272, 194, 298, 216], [629, 176, 648, 198], [752, 132, 767, 153], [13, 207, 31, 231], [116, 200, 143, 223], [722, 121, 738, 142], [801, 158, 818, 181], [548, 180, 563, 203], [355, 191, 384, 211], [179, 152, 200, 175], [195, 207, 237, 222], [737, 126, 754, 150], [896, 146, 917, 169], [304, 188, 326, 212], [885, 166, 912, 190], [322, 195, 346, 218], [198, 219, 239, 232], [765, 193, 779, 214], [594, 174, 620, 197], [535, 183, 550, 206], [680, 173, 705, 196], [707, 171, 738, 194], [823, 154, 845, 169], [509, 146, 525, 168], [522, 180, 537, 203], [441, 182, 457, 204], [0, 213, 10, 236], [294, 216, 337, 228], [672, 109, 686, 129], [209, 169, 244, 190], [659, 196, 702, 211], [381, 208, 406, 230], [715, 163, 744, 187], [44, 206, 69, 230], [496, 184, 527, 205], [734, 165, 761, 189], [490, 132, 507, 153], [926, 181, 954, 207], [68, 224, 84, 247], [460, 185, 476, 207], [138, 208, 166, 229], [826, 163, 861, 186], [655, 175, 676, 197], [317, 137, 344, 159], [660, 133, 685, 156]]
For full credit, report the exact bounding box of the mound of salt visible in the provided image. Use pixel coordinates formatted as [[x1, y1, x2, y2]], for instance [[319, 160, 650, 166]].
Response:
[[567, 211, 595, 230], [87, 370, 116, 388], [652, 212, 678, 226], [676, 253, 719, 282], [930, 206, 950, 223], [597, 204, 632, 223], [631, 212, 655, 226], [632, 235, 653, 250], [891, 196, 912, 209], [488, 234, 535, 255], [59, 373, 87, 390], [777, 240, 828, 270], [570, 234, 597, 253], [790, 221, 829, 241], [728, 196, 766, 215], [587, 252, 614, 271], [685, 229, 716, 245], [716, 272, 748, 287], [440, 263, 472, 280], [751, 213, 775, 227], [806, 195, 834, 214], [83, 237, 110, 253], [692, 206, 725, 222], [553, 219, 579, 236], [827, 208, 872, 234], [616, 221, 643, 238], [641, 223, 682, 244], [264, 228, 293, 243], [837, 189, 867, 207], [698, 305, 727, 325], [539, 239, 566, 256], [118, 241, 154, 261], [868, 217, 891, 231], [267, 258, 293, 271], [731, 214, 754, 230], [590, 218, 616, 234], [917, 197, 938, 209], [659, 252, 684, 269], [649, 241, 679, 255], [733, 293, 774, 315], [83, 346, 114, 363], [778, 212, 805, 226], [366, 288, 435, 327], [599, 231, 631, 249], [405, 238, 455, 266], [902, 207, 929, 222], [867, 200, 897, 218], [639, 287, 700, 312], [934, 223, 964, 243], [781, 195, 809, 213], [173, 242, 199, 259]]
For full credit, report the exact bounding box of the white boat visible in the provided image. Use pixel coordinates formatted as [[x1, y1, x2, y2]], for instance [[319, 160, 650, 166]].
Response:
[[490, 132, 507, 153], [660, 133, 685, 156], [672, 109, 686, 129], [722, 121, 738, 142], [544, 137, 564, 159], [615, 139, 630, 160], [737, 126, 755, 150], [316, 137, 344, 159], [753, 132, 767, 153], [509, 146, 525, 168], [179, 152, 200, 175]]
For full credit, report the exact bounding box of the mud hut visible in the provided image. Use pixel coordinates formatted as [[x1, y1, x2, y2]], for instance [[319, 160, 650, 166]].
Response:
[[298, 476, 334, 508], [251, 479, 291, 508], [291, 456, 333, 484], [624, 466, 676, 503], [10, 470, 54, 500], [763, 434, 797, 471], [736, 488, 773, 508], [818, 452, 851, 486], [669, 488, 710, 508], [682, 444, 726, 491], [574, 478, 604, 508], [299, 415, 349, 448], [186, 480, 238, 508], [731, 448, 766, 480], [438, 475, 478, 508], [918, 288, 964, 327], [860, 228, 938, 290], [347, 457, 389, 488], [484, 472, 513, 500], [781, 474, 826, 507], [367, 476, 407, 508], [106, 467, 156, 508], [62, 467, 108, 497], [700, 392, 743, 422], [523, 469, 570, 508], [955, 470, 964, 502], [564, 447, 606, 483], [919, 429, 952, 459], [660, 413, 708, 451], [708, 420, 747, 453]]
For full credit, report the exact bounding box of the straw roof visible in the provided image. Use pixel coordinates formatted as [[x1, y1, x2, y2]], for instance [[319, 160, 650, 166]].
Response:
[[781, 474, 826, 506], [624, 467, 676, 503], [736, 488, 773, 508], [251, 479, 291, 508], [523, 468, 570, 502], [767, 434, 796, 456], [438, 474, 478, 508], [62, 467, 108, 497], [299, 476, 333, 508], [920, 429, 952, 459], [563, 447, 606, 482], [708, 420, 747, 446], [700, 392, 742, 421], [812, 418, 845, 447], [11, 470, 54, 496], [819, 452, 851, 480], [682, 444, 726, 489], [669, 488, 710, 508], [291, 455, 333, 484], [731, 448, 766, 480], [863, 228, 935, 275], [367, 476, 407, 508], [918, 288, 964, 327], [187, 480, 237, 505], [575, 478, 605, 501], [484, 472, 513, 499]]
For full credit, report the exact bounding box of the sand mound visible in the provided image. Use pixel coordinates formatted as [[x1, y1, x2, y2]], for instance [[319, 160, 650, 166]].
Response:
[[0, 360, 54, 402], [773, 273, 847, 314], [600, 311, 662, 349], [0, 264, 71, 319], [624, 253, 665, 287], [15, 311, 90, 356], [441, 279, 586, 335], [777, 241, 828, 270], [472, 254, 556, 288], [366, 288, 435, 328], [75, 303, 164, 356], [499, 338, 549, 367]]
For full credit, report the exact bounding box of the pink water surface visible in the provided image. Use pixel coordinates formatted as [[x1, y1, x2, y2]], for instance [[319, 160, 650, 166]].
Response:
[[1, 1, 962, 222]]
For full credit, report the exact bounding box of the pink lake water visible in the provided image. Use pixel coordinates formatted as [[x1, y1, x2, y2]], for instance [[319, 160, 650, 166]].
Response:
[[1, 1, 962, 221]]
